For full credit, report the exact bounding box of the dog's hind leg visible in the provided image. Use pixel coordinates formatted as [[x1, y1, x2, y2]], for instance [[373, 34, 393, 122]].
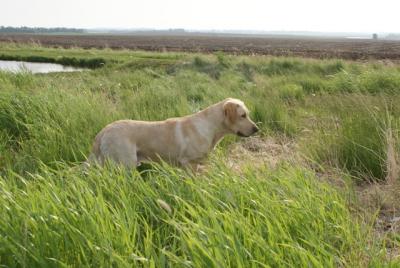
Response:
[[101, 138, 138, 168], [117, 143, 138, 169]]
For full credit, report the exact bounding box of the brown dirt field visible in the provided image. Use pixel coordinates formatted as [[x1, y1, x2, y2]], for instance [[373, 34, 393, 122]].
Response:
[[1, 33, 400, 60]]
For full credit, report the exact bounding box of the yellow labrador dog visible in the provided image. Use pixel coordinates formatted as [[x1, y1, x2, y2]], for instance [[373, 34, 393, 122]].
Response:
[[88, 98, 258, 169]]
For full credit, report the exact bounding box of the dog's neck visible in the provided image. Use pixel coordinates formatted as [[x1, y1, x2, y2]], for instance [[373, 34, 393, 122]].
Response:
[[192, 102, 231, 148]]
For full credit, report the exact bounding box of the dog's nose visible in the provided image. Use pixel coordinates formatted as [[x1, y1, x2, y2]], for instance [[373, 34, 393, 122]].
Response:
[[253, 125, 259, 133]]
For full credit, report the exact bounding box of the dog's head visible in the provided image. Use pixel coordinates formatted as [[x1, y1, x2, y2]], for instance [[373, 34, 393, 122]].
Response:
[[223, 98, 259, 137]]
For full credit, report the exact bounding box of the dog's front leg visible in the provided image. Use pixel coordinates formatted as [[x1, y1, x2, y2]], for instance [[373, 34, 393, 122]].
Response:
[[178, 158, 191, 169], [179, 159, 205, 174]]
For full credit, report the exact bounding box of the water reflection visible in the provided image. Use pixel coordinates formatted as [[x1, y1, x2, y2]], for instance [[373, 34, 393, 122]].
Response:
[[0, 60, 83, 73]]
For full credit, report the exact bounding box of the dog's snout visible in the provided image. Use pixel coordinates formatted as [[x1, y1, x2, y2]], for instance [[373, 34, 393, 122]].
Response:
[[252, 125, 259, 133]]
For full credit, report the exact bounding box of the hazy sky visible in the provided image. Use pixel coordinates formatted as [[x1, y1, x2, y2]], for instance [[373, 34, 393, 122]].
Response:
[[1, 0, 399, 32]]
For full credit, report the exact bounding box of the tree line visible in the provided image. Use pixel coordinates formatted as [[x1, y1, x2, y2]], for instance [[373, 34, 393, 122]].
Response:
[[0, 26, 85, 34]]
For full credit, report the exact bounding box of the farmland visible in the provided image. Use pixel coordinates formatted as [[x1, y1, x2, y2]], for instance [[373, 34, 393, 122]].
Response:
[[0, 41, 399, 267], [1, 33, 400, 60]]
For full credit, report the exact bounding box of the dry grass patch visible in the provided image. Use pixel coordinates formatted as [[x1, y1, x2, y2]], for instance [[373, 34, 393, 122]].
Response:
[[224, 136, 299, 172]]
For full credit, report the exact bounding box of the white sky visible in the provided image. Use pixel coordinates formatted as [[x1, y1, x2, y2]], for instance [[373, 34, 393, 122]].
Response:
[[1, 0, 399, 32]]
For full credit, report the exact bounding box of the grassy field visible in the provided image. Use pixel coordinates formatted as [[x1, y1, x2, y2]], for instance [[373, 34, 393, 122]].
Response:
[[0, 42, 399, 267]]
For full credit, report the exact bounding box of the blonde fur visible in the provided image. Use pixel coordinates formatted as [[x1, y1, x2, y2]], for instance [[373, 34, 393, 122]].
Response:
[[87, 98, 258, 169]]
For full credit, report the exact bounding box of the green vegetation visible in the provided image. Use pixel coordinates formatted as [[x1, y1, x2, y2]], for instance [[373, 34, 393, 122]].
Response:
[[0, 164, 376, 267], [0, 42, 399, 267]]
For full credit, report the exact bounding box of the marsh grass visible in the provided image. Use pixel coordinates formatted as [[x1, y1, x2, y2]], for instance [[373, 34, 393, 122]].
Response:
[[1, 45, 398, 179], [0, 162, 379, 267], [0, 88, 120, 172], [303, 95, 400, 182], [0, 43, 399, 266]]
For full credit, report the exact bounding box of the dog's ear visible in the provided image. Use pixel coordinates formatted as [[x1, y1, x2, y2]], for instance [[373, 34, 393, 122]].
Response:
[[223, 101, 238, 123]]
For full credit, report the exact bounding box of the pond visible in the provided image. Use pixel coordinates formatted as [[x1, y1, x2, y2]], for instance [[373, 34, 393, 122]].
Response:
[[0, 60, 83, 74]]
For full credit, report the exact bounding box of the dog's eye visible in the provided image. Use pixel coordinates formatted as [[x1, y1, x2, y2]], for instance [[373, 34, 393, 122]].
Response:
[[241, 114, 246, 118]]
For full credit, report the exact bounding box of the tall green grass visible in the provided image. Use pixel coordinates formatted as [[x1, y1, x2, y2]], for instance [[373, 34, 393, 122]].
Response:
[[1, 48, 399, 179], [0, 163, 379, 267], [1, 46, 399, 175], [303, 94, 400, 182], [0, 43, 399, 266], [0, 87, 121, 172]]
